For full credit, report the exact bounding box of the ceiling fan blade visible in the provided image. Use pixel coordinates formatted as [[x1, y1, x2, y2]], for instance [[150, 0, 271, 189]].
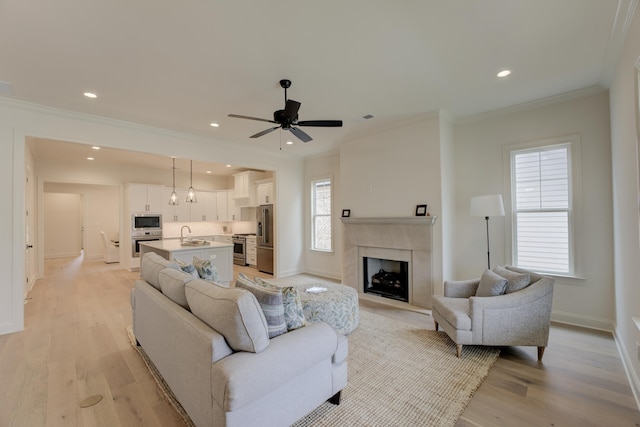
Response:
[[228, 114, 276, 124], [283, 99, 301, 120], [289, 126, 313, 143], [250, 126, 280, 138], [297, 120, 343, 127]]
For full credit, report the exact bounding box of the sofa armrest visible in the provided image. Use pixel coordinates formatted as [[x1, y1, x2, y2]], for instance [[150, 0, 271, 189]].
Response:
[[211, 322, 339, 412], [444, 279, 480, 298]]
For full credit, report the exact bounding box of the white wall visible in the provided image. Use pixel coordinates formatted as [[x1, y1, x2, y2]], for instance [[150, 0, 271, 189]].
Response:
[[454, 90, 614, 330], [0, 98, 304, 335], [304, 151, 342, 279], [43, 193, 83, 258], [609, 3, 640, 404], [339, 113, 445, 289], [44, 182, 120, 259]]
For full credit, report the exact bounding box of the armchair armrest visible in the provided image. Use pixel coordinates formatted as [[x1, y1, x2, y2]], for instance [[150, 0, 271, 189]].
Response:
[[444, 279, 480, 298]]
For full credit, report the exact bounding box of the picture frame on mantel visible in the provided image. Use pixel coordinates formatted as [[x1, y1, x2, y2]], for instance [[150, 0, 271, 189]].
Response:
[[415, 204, 428, 216], [342, 209, 351, 218]]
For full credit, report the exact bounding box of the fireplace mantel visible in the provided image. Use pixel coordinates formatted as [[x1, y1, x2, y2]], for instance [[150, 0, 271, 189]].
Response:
[[342, 216, 436, 309], [341, 216, 438, 225]]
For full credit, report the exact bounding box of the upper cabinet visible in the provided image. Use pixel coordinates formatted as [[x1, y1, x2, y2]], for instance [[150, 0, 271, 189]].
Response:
[[129, 184, 164, 213], [256, 179, 274, 205], [163, 189, 221, 222], [233, 171, 265, 207]]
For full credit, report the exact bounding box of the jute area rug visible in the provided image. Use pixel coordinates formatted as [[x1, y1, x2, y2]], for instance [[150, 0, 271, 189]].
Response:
[[128, 310, 499, 427]]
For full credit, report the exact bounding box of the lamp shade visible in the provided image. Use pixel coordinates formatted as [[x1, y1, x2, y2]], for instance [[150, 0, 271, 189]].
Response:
[[470, 194, 505, 217]]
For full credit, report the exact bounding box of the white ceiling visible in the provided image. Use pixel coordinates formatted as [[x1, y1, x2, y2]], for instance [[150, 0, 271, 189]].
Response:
[[0, 0, 633, 167]]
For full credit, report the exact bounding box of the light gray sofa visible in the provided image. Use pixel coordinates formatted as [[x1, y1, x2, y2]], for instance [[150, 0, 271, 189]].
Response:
[[131, 253, 348, 427], [432, 265, 554, 360]]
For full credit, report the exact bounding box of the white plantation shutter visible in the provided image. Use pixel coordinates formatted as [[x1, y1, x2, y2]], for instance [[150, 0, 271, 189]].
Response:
[[512, 145, 571, 274], [312, 178, 332, 251]]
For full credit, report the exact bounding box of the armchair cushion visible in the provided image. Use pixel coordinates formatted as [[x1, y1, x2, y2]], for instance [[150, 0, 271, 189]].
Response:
[[432, 297, 471, 330], [475, 269, 508, 297], [493, 265, 531, 294]]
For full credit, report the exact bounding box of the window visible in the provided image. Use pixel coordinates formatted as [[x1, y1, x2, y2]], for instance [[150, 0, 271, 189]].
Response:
[[311, 178, 332, 251], [510, 142, 574, 275]]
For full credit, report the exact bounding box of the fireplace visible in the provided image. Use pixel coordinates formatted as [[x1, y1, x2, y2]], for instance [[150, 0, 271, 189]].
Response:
[[342, 216, 437, 309], [363, 257, 409, 302]]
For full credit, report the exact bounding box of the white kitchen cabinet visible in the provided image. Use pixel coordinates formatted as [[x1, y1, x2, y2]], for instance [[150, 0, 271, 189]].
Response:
[[216, 191, 228, 221], [246, 236, 257, 266], [233, 171, 264, 207], [199, 192, 218, 222], [256, 179, 274, 205], [129, 184, 164, 213], [163, 187, 191, 222], [228, 190, 241, 221]]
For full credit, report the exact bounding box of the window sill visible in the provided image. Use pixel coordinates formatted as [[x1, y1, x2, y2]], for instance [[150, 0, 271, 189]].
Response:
[[310, 249, 334, 255]]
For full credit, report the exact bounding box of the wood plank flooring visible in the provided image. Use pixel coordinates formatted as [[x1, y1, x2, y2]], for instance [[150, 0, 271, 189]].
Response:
[[1, 256, 639, 426]]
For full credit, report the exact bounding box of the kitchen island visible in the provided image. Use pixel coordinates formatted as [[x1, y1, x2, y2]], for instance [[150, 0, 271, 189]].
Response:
[[139, 239, 234, 286]]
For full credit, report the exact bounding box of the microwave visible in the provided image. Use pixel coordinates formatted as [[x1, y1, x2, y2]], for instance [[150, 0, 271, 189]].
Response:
[[132, 214, 162, 231]]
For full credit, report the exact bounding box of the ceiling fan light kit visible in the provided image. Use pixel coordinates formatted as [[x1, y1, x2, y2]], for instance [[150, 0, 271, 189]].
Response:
[[228, 79, 342, 143]]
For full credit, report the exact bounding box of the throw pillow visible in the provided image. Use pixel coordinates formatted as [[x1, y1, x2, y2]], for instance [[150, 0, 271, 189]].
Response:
[[493, 265, 531, 294], [173, 258, 200, 279], [236, 274, 287, 338], [185, 279, 269, 353], [475, 268, 508, 297], [193, 256, 222, 284], [159, 267, 193, 309], [255, 277, 306, 331]]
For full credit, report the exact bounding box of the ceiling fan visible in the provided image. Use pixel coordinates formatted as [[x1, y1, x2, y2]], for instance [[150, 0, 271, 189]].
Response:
[[228, 79, 342, 143]]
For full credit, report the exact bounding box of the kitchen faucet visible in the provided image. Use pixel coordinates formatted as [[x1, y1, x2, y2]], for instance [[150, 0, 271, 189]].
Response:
[[180, 225, 191, 242]]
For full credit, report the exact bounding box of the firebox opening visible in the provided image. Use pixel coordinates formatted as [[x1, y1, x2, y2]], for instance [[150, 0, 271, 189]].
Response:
[[363, 257, 409, 302]]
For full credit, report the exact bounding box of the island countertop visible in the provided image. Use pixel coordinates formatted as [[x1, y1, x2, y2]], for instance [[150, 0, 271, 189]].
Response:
[[140, 239, 232, 252]]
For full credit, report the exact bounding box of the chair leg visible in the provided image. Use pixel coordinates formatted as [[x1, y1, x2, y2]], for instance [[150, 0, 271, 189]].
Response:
[[456, 344, 462, 358], [537, 346, 545, 361], [434, 320, 439, 331], [328, 391, 341, 405]]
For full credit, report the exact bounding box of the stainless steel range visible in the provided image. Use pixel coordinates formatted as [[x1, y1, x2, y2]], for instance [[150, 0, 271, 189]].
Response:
[[232, 234, 255, 266]]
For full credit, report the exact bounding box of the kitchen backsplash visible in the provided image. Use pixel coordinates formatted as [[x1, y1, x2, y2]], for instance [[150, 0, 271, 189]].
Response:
[[163, 220, 256, 238]]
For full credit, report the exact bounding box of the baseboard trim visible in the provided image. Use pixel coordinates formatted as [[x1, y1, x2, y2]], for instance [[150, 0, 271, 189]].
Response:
[[551, 310, 614, 332], [613, 326, 640, 411], [302, 268, 342, 281]]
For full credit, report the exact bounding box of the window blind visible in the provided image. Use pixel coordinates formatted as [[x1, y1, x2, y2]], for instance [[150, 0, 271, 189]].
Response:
[[513, 146, 570, 274]]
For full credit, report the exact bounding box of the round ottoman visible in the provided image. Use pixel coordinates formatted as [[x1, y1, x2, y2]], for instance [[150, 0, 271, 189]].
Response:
[[295, 283, 359, 335]]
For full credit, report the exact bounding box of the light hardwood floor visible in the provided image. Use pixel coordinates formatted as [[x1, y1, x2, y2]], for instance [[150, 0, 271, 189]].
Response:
[[1, 256, 639, 426]]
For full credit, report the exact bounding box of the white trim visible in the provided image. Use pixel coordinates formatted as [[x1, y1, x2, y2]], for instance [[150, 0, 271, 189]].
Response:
[[551, 310, 614, 332], [614, 326, 640, 410], [503, 134, 583, 277]]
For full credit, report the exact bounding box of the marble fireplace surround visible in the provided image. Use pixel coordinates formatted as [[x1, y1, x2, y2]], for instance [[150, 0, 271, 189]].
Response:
[[342, 217, 437, 309]]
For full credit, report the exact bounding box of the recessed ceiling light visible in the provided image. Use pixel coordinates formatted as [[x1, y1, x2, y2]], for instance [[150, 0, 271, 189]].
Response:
[[210, 122, 219, 127], [91, 146, 100, 150], [86, 157, 94, 161], [226, 164, 231, 168], [497, 69, 512, 78], [286, 141, 294, 145], [83, 92, 97, 98], [206, 170, 212, 174]]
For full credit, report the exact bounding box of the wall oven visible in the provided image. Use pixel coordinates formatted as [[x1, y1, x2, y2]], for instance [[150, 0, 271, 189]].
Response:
[[131, 230, 162, 257], [232, 235, 247, 266], [132, 214, 162, 231]]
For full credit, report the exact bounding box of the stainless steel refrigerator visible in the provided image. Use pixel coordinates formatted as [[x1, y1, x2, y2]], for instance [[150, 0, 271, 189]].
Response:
[[256, 204, 274, 274]]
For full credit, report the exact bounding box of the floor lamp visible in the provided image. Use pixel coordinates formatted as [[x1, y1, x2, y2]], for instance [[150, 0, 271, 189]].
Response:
[[470, 194, 505, 269]]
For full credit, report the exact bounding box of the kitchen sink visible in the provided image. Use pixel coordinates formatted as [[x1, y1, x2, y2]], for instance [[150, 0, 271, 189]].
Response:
[[181, 239, 209, 246]]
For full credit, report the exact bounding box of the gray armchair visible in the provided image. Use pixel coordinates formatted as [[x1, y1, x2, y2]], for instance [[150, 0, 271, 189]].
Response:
[[432, 266, 554, 360]]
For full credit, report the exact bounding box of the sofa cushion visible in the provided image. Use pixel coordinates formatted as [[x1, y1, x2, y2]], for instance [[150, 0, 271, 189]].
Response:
[[475, 269, 508, 297], [140, 252, 181, 291], [236, 274, 287, 338], [432, 296, 471, 330], [255, 277, 306, 331], [493, 265, 531, 294], [193, 256, 222, 284], [185, 279, 270, 353], [159, 267, 193, 310]]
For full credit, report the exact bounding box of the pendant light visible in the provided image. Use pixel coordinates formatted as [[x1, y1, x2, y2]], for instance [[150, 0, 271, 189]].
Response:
[[186, 160, 197, 203], [168, 157, 179, 205]]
